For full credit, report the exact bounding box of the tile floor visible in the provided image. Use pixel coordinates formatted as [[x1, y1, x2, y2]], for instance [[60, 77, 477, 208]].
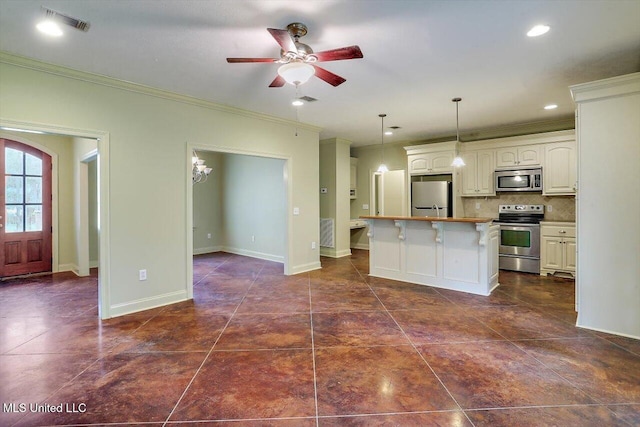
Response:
[[1, 250, 639, 426]]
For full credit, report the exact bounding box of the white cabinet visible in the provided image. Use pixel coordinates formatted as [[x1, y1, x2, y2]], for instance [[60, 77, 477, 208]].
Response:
[[543, 141, 576, 195], [496, 145, 541, 168], [540, 222, 576, 277], [460, 149, 495, 196], [349, 157, 358, 199], [408, 151, 454, 175]]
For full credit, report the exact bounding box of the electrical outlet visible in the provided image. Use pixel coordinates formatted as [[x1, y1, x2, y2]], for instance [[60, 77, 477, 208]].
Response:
[[362, 204, 369, 210], [475, 202, 481, 210], [251, 235, 255, 243], [311, 241, 316, 250], [293, 207, 300, 215], [207, 233, 211, 239], [547, 205, 553, 212], [139, 269, 147, 281]]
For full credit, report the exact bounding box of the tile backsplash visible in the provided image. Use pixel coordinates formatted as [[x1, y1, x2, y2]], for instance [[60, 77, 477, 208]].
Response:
[[462, 194, 575, 222]]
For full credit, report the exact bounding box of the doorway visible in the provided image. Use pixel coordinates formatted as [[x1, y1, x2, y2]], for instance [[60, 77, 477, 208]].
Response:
[[0, 139, 52, 277], [187, 145, 291, 298], [371, 169, 407, 216], [0, 120, 110, 318]]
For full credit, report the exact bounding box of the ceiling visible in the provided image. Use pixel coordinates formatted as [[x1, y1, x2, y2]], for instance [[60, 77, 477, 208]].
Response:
[[1, 0, 639, 147]]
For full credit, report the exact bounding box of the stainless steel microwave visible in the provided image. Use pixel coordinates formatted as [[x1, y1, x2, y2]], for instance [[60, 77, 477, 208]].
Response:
[[495, 168, 542, 192]]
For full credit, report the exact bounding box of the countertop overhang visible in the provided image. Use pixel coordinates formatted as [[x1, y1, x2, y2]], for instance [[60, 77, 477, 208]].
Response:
[[360, 216, 494, 224]]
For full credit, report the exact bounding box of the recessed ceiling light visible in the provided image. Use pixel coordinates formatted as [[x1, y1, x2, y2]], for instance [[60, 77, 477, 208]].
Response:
[[384, 131, 393, 136], [544, 104, 558, 110], [527, 24, 550, 37], [36, 20, 63, 37], [292, 99, 304, 106]]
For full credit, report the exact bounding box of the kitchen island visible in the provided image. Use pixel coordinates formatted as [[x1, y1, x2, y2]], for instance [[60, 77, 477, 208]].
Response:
[[360, 216, 499, 296]]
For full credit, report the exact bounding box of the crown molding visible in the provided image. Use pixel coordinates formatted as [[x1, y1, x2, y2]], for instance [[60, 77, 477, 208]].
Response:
[[570, 72, 640, 103], [0, 51, 322, 134]]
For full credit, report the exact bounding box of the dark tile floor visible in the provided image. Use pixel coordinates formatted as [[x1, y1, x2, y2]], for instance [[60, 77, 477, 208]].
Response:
[[1, 250, 639, 426]]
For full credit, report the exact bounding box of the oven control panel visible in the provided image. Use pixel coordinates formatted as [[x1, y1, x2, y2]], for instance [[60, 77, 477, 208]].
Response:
[[499, 204, 544, 214]]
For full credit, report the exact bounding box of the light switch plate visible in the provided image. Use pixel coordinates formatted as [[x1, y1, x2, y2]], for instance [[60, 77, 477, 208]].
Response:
[[293, 207, 300, 215]]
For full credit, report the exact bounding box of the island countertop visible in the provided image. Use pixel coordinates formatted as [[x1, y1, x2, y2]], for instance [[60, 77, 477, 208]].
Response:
[[360, 215, 494, 224]]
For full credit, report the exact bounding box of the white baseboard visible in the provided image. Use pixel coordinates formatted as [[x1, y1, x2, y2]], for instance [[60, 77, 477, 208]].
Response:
[[320, 248, 352, 258], [90, 260, 99, 268], [351, 243, 370, 250], [58, 263, 79, 274], [289, 261, 322, 275], [108, 289, 189, 318], [193, 245, 223, 255], [221, 246, 284, 264]]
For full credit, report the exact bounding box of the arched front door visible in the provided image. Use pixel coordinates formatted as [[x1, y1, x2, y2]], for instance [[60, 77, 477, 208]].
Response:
[[0, 139, 52, 277]]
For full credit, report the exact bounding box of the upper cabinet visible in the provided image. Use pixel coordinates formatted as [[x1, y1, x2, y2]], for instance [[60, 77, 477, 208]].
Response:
[[408, 151, 454, 175], [495, 145, 542, 168], [543, 141, 576, 195], [460, 150, 495, 196], [405, 141, 456, 176]]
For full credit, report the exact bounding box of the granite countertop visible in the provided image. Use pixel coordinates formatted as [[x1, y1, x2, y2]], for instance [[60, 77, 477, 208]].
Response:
[[359, 215, 494, 224]]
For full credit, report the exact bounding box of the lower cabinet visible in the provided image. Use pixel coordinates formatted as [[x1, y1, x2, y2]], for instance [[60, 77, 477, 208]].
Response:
[[540, 222, 576, 277]]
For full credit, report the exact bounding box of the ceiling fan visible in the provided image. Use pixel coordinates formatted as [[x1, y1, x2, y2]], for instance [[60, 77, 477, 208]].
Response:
[[226, 22, 363, 87]]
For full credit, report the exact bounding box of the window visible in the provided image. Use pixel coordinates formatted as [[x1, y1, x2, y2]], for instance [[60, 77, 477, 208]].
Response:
[[5, 146, 44, 232]]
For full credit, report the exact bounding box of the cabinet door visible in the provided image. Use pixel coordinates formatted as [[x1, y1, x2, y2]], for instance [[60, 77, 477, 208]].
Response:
[[430, 152, 454, 172], [409, 155, 430, 174], [496, 148, 518, 168], [541, 236, 563, 270], [564, 237, 577, 271], [460, 152, 479, 195], [476, 150, 495, 194], [518, 145, 541, 166], [544, 142, 576, 195]]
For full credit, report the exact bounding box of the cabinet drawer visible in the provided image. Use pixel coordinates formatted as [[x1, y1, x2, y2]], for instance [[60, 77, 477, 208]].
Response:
[[541, 225, 576, 238]]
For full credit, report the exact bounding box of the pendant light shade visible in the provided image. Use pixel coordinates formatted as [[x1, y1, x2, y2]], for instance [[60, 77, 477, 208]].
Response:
[[451, 97, 466, 168], [376, 114, 388, 173]]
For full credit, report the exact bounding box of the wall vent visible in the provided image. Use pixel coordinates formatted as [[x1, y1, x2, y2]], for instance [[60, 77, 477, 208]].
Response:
[[320, 218, 335, 248]]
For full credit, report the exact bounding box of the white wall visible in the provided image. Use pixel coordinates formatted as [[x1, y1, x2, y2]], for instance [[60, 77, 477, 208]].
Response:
[[221, 153, 286, 262], [571, 73, 640, 339], [0, 53, 321, 318]]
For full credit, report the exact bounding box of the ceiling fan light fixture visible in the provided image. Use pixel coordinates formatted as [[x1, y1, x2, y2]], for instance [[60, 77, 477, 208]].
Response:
[[277, 61, 315, 86]]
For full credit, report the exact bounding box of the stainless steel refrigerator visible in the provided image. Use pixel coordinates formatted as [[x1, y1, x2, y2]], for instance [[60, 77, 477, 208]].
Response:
[[411, 181, 452, 217]]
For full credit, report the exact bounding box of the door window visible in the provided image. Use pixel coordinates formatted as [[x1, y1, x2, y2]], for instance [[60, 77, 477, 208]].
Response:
[[5, 147, 43, 233]]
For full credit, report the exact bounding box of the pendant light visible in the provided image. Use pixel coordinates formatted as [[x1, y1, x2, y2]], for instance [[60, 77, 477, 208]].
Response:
[[376, 114, 389, 173], [450, 97, 466, 167]]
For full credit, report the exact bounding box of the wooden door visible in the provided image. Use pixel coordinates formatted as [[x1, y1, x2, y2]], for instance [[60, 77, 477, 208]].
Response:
[[0, 139, 52, 277]]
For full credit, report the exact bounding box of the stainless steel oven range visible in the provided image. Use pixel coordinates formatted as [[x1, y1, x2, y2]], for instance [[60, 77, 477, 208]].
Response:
[[494, 204, 544, 274]]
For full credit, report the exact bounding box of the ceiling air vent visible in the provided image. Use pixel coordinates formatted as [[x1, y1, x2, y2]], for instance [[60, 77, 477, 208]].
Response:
[[42, 7, 91, 32], [299, 96, 318, 102]]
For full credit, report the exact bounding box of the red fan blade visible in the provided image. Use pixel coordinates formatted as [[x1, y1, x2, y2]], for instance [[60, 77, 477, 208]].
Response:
[[226, 58, 278, 63], [267, 28, 297, 53], [312, 65, 346, 87], [313, 45, 363, 62], [269, 75, 286, 87]]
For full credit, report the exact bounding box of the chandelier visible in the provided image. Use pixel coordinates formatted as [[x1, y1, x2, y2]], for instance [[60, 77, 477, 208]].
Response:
[[192, 151, 212, 184]]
